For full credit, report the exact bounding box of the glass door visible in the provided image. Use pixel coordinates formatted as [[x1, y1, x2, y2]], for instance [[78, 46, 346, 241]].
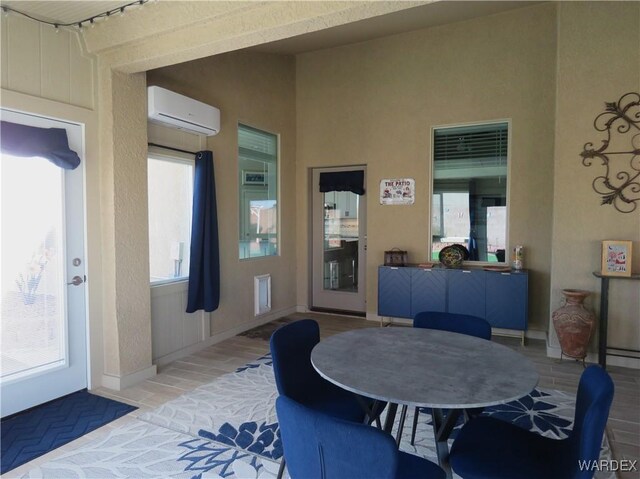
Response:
[[311, 167, 366, 313], [1, 109, 87, 417]]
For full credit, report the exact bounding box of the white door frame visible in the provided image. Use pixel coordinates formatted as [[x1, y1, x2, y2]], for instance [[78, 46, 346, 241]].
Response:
[[1, 108, 89, 417], [311, 165, 367, 313]]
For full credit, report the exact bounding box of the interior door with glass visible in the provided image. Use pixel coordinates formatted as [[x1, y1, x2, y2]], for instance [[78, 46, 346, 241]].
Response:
[[1, 109, 87, 417], [311, 167, 366, 313]]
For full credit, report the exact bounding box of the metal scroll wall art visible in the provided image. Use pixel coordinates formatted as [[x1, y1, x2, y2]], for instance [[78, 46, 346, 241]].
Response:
[[580, 92, 640, 213]]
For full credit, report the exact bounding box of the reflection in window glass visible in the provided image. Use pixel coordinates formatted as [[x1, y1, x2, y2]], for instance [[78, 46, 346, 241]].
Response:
[[238, 124, 278, 260], [431, 122, 508, 262], [148, 157, 194, 283]]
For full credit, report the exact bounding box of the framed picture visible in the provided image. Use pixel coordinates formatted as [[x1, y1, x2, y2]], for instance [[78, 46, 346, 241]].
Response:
[[242, 170, 266, 185], [601, 240, 633, 277]]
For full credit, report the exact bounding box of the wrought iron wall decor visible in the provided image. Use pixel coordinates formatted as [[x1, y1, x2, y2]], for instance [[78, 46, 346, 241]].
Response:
[[580, 92, 640, 213]]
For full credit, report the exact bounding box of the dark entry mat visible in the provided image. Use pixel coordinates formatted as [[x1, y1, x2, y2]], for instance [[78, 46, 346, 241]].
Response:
[[1, 390, 136, 474]]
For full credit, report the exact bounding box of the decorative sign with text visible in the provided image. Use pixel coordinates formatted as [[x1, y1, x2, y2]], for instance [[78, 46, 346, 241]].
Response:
[[379, 178, 415, 205]]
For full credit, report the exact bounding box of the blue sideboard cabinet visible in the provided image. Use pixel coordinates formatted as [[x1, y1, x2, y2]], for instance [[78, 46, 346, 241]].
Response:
[[378, 265, 528, 342]]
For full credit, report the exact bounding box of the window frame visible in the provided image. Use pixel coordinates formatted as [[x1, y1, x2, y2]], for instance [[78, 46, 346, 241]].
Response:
[[428, 119, 512, 265], [147, 149, 195, 285], [237, 122, 281, 261]]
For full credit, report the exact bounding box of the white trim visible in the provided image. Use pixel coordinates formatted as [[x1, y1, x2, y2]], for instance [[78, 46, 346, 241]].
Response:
[[102, 364, 158, 391], [428, 118, 512, 265], [152, 305, 297, 368]]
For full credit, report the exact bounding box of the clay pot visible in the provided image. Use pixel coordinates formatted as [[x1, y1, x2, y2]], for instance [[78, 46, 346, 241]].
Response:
[[552, 289, 596, 360]]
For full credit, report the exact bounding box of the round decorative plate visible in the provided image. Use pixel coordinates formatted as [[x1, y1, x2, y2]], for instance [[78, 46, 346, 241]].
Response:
[[450, 243, 470, 260], [439, 245, 464, 268]]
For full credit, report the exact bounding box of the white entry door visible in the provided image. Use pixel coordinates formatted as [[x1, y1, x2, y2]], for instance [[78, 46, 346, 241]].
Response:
[[1, 109, 87, 417], [311, 167, 366, 313]]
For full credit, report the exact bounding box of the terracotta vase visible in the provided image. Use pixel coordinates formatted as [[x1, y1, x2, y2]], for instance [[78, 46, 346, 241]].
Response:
[[552, 289, 596, 361]]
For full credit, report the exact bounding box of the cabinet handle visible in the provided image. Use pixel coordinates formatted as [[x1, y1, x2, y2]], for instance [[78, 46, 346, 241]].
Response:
[[462, 270, 471, 273], [501, 272, 511, 276]]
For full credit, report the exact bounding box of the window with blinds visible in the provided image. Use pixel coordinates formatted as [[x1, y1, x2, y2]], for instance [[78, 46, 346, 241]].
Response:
[[431, 122, 509, 263], [238, 124, 279, 260]]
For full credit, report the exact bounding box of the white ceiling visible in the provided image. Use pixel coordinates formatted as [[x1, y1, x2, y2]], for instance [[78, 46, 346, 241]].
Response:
[[1, 1, 135, 25]]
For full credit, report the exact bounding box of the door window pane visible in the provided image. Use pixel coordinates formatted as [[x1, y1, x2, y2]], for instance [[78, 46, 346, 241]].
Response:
[[1, 155, 66, 380], [148, 157, 193, 283], [238, 124, 278, 259], [432, 122, 508, 262], [323, 191, 359, 292]]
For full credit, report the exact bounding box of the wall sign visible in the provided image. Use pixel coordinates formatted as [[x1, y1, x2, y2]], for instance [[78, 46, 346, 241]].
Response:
[[380, 178, 415, 205]]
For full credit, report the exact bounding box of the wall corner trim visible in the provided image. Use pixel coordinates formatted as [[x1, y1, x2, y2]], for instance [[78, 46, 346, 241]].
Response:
[[101, 364, 157, 391]]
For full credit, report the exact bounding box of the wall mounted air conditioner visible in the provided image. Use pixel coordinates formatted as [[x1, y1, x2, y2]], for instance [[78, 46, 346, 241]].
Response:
[[147, 86, 220, 136]]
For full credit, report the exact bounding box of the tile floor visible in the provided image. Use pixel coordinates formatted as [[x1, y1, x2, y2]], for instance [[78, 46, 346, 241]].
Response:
[[6, 312, 640, 478]]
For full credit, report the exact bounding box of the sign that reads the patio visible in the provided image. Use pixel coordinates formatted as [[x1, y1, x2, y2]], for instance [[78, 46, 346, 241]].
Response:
[[379, 178, 415, 205]]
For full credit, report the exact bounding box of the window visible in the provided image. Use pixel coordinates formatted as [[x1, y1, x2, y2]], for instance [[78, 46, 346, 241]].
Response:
[[431, 122, 508, 263], [238, 124, 278, 260], [148, 155, 194, 283]]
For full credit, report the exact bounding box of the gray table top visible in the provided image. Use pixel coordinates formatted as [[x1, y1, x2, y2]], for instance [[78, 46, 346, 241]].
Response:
[[311, 327, 539, 409]]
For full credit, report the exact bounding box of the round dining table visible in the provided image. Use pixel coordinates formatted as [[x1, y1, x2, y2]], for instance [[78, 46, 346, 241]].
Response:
[[311, 326, 539, 478]]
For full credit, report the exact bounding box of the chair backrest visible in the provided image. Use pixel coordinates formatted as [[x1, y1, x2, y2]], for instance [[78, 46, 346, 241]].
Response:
[[570, 365, 614, 477], [276, 396, 398, 479], [413, 311, 492, 340], [270, 319, 328, 403]]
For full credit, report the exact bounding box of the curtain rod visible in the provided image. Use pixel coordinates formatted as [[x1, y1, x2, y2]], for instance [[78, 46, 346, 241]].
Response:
[[148, 142, 197, 156]]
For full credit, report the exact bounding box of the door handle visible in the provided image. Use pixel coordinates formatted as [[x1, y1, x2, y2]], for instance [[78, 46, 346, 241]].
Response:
[[67, 275, 86, 286]]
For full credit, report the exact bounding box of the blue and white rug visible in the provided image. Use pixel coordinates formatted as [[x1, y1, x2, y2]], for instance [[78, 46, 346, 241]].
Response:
[[20, 354, 615, 479]]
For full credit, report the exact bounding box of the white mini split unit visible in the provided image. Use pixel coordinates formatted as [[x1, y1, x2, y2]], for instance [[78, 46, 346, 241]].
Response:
[[147, 86, 220, 136]]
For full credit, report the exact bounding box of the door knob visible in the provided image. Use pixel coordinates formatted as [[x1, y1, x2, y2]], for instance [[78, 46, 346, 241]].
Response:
[[67, 275, 85, 286]]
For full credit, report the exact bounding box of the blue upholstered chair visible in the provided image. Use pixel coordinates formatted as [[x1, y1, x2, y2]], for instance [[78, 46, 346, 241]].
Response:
[[270, 319, 385, 478], [449, 365, 614, 479], [413, 311, 492, 341], [276, 396, 446, 479], [406, 311, 492, 445], [270, 319, 382, 422]]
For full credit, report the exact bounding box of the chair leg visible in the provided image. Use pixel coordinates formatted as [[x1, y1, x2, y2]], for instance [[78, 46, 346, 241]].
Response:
[[396, 405, 408, 446], [277, 457, 286, 479], [410, 406, 419, 446]]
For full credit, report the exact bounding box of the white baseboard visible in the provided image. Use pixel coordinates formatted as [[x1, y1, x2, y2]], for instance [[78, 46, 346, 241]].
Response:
[[152, 305, 298, 368], [102, 364, 157, 391]]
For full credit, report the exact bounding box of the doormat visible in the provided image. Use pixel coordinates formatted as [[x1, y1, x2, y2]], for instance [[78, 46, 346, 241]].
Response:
[[1, 389, 137, 474]]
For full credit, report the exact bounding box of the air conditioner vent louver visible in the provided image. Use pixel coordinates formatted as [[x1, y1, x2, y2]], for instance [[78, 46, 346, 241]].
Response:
[[148, 86, 220, 136]]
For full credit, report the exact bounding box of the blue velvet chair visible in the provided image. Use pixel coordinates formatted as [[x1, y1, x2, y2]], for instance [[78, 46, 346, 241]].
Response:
[[270, 319, 385, 477], [449, 365, 614, 479], [413, 311, 492, 341], [276, 395, 445, 479], [407, 311, 492, 445], [270, 319, 382, 422]]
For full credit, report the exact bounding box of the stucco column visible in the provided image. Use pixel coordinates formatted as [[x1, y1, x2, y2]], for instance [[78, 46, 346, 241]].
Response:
[[99, 65, 155, 388]]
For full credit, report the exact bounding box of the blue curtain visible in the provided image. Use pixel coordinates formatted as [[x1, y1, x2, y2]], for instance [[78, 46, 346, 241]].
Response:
[[319, 171, 365, 195], [0, 121, 80, 169], [186, 151, 220, 313]]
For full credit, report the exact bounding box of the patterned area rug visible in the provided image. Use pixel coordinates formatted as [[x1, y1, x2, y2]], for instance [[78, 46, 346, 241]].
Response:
[[19, 355, 615, 479], [1, 390, 136, 474]]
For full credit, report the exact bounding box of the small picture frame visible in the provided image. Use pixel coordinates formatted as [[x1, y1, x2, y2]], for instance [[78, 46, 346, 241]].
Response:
[[242, 170, 266, 185], [601, 240, 633, 277]]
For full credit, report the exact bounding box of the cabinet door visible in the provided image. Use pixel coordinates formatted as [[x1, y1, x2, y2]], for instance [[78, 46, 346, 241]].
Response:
[[410, 268, 447, 317], [378, 266, 411, 318], [486, 272, 528, 330], [447, 269, 486, 318]]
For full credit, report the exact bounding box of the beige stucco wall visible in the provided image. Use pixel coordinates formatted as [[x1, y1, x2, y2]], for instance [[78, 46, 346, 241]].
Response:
[[296, 3, 558, 332], [147, 50, 297, 336], [549, 2, 640, 354], [91, 0, 428, 382]]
